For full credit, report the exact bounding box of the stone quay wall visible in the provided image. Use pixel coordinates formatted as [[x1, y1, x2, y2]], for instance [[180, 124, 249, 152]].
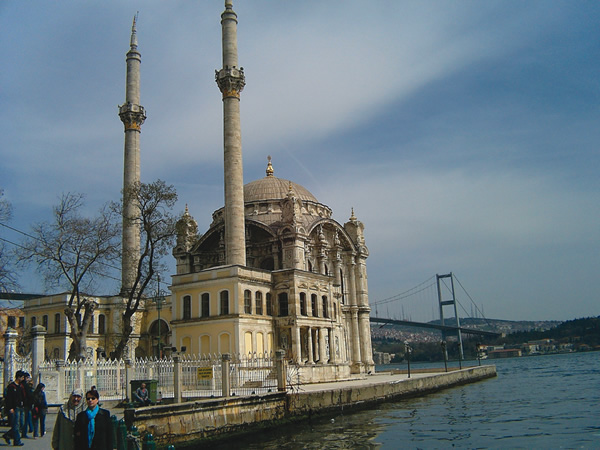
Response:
[[125, 365, 497, 447]]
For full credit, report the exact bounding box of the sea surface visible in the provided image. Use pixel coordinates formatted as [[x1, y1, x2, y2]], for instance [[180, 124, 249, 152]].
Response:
[[210, 351, 600, 449]]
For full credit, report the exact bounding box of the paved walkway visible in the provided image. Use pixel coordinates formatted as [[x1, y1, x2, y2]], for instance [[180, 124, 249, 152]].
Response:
[[0, 406, 124, 449], [0, 369, 477, 448]]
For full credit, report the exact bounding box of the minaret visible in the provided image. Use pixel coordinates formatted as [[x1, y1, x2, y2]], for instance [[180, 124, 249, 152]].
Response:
[[119, 14, 146, 294], [216, 0, 246, 266]]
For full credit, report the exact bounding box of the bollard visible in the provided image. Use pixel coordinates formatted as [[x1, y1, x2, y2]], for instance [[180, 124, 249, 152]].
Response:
[[111, 416, 119, 449], [142, 433, 156, 450], [117, 418, 128, 450]]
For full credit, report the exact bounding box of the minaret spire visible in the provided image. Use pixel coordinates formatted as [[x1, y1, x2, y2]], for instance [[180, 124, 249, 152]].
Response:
[[216, 0, 246, 266], [119, 14, 146, 294]]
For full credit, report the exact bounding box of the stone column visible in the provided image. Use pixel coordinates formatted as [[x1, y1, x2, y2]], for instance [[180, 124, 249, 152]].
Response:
[[307, 327, 314, 364], [319, 328, 327, 363], [55, 360, 66, 404], [125, 358, 134, 402], [221, 353, 231, 398], [3, 328, 17, 387], [293, 326, 301, 364], [328, 328, 336, 364], [31, 325, 47, 384], [276, 349, 286, 392], [119, 16, 146, 294], [347, 256, 361, 365], [173, 355, 182, 403], [217, 0, 246, 266]]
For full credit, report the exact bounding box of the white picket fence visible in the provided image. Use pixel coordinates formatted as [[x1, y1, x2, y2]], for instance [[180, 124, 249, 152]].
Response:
[[32, 352, 278, 404]]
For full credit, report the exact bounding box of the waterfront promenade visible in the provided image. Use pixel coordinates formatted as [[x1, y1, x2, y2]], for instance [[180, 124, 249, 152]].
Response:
[[2, 365, 496, 448]]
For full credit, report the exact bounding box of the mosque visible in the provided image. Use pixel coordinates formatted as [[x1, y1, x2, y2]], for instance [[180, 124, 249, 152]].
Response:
[[21, 1, 374, 382]]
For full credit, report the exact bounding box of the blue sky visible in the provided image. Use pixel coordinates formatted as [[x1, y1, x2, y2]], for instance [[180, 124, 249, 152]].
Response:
[[1, 1, 598, 322]]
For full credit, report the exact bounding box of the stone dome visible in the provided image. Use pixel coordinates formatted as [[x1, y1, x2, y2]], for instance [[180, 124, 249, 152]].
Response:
[[244, 176, 318, 204], [243, 157, 318, 203]]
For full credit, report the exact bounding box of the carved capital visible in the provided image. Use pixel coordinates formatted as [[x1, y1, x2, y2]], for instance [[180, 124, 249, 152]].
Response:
[[119, 103, 146, 131], [215, 67, 246, 99]]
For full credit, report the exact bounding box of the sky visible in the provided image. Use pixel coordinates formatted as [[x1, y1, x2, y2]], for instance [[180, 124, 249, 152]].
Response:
[[1, 1, 598, 322]]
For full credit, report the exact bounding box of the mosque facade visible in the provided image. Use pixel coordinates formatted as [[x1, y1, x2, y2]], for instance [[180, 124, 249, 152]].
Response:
[[20, 1, 374, 381]]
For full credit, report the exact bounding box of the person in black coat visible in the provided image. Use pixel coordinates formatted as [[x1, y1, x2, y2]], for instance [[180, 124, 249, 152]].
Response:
[[73, 389, 112, 450]]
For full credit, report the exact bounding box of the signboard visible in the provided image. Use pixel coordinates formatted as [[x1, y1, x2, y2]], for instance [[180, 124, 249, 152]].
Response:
[[197, 367, 213, 380]]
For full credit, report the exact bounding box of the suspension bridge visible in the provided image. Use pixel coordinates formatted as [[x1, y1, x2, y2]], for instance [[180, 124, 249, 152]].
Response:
[[370, 273, 501, 357]]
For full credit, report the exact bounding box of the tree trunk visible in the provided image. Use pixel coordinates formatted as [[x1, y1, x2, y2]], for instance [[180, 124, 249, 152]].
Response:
[[113, 312, 134, 360]]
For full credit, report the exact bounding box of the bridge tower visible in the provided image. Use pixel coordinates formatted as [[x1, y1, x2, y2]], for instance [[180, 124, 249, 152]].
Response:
[[436, 273, 464, 360]]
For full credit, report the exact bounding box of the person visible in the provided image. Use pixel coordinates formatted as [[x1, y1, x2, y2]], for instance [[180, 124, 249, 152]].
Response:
[[32, 383, 48, 438], [52, 389, 84, 450], [133, 382, 151, 406], [21, 375, 34, 439], [3, 370, 25, 446], [74, 389, 112, 450]]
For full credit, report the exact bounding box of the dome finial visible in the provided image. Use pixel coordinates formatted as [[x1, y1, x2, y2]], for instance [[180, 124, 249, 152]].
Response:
[[350, 207, 357, 221], [266, 155, 274, 177]]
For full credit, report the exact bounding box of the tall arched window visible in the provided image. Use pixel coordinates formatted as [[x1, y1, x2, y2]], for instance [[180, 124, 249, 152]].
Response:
[[31, 317, 37, 327], [244, 290, 252, 314], [183, 295, 191, 319], [201, 293, 210, 317], [278, 293, 288, 317], [255, 292, 263, 315], [322, 296, 329, 318], [300, 293, 307, 316], [98, 314, 106, 335], [42, 315, 48, 330], [266, 293, 273, 316], [54, 313, 61, 333], [89, 315, 94, 333], [220, 291, 229, 315], [311, 294, 318, 317]]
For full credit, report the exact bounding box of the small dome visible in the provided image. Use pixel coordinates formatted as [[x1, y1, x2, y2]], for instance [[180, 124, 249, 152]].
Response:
[[244, 176, 318, 203]]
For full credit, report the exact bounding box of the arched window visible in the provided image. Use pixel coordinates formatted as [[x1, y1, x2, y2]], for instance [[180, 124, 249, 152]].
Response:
[[324, 264, 329, 276], [183, 295, 192, 319], [255, 292, 263, 315], [42, 315, 48, 330], [54, 313, 61, 333], [308, 260, 313, 272], [98, 314, 106, 335], [244, 290, 252, 314], [89, 315, 94, 333], [201, 293, 210, 317], [278, 293, 288, 317], [300, 293, 307, 316], [220, 291, 229, 315], [322, 296, 329, 318], [266, 293, 273, 316], [7, 316, 16, 328], [31, 317, 37, 327], [311, 294, 318, 317]]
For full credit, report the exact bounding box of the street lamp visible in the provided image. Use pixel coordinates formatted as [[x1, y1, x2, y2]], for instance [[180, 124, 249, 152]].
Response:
[[404, 341, 412, 378], [152, 275, 166, 358]]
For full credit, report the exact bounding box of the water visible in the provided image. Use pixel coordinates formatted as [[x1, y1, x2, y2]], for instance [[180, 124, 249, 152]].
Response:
[[210, 352, 600, 449]]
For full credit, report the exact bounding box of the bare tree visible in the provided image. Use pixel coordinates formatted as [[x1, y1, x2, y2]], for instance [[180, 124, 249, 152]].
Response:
[[0, 189, 19, 292], [112, 180, 177, 360], [17, 193, 120, 360]]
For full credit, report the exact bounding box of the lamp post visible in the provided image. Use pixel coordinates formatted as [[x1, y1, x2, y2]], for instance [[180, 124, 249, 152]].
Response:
[[404, 341, 412, 378], [152, 275, 166, 358], [441, 341, 448, 372]]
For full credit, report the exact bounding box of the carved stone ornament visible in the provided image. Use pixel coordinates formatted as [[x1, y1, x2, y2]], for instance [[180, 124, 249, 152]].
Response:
[[119, 102, 146, 131], [215, 67, 246, 99]]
